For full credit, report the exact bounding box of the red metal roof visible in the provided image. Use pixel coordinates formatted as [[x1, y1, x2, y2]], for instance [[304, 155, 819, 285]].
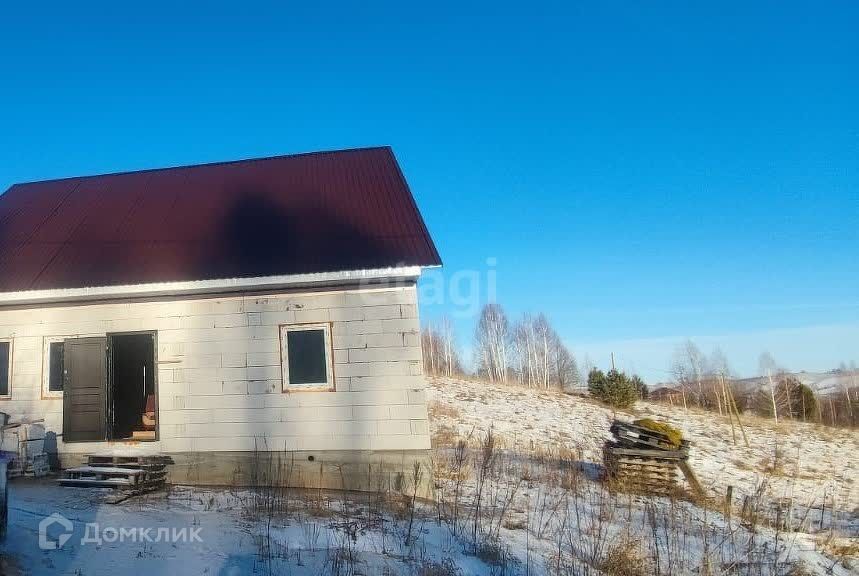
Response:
[[0, 147, 441, 293]]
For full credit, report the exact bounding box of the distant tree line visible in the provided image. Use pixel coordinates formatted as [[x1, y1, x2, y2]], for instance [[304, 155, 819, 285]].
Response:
[[421, 303, 582, 392], [659, 340, 857, 428], [473, 304, 581, 390]]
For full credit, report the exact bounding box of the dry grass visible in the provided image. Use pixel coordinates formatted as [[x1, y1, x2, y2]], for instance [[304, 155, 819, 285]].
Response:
[[431, 423, 461, 449], [417, 558, 461, 576], [428, 400, 462, 420], [598, 538, 651, 576]]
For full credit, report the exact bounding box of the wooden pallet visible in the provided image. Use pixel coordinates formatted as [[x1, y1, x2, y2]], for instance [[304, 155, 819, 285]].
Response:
[[58, 455, 171, 499], [609, 421, 690, 452], [604, 443, 679, 494], [604, 421, 704, 497]]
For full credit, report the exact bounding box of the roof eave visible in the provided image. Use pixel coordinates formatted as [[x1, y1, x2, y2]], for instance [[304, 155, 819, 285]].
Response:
[[0, 266, 426, 308]]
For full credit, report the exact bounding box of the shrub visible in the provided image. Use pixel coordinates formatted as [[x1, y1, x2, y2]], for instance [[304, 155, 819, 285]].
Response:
[[588, 368, 639, 409], [756, 375, 819, 422], [631, 375, 648, 399]]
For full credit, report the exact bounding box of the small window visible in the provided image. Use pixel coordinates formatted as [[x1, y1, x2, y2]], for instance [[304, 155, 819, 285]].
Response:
[[0, 340, 11, 398], [43, 337, 65, 397], [280, 324, 334, 391]]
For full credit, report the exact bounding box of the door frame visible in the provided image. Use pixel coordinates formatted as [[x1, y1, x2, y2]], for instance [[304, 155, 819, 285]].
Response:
[[106, 330, 160, 443], [61, 331, 159, 443]]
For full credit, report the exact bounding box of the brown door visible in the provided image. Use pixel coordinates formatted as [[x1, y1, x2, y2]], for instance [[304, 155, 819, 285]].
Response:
[[63, 337, 108, 442]]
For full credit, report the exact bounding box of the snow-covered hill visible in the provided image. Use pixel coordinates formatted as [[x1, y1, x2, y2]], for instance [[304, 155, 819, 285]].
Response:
[[427, 376, 858, 574], [428, 376, 857, 511]]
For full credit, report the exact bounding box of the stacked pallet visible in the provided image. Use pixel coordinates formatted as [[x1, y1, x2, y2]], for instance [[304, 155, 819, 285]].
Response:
[[603, 420, 703, 496], [59, 455, 172, 500], [1, 419, 50, 478]]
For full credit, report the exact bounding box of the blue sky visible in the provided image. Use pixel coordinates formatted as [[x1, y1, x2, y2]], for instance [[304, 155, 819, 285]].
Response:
[[1, 2, 857, 381]]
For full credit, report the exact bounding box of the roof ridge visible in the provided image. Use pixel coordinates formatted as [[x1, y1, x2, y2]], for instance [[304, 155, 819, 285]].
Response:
[[8, 145, 392, 188]]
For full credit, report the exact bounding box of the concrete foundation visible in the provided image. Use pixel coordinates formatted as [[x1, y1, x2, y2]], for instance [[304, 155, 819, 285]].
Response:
[[59, 449, 434, 499]]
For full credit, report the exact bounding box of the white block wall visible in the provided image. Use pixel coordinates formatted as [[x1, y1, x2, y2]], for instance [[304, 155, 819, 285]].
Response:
[[0, 285, 430, 454]]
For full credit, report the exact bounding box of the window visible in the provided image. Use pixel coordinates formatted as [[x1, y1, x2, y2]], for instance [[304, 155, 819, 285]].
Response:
[[43, 337, 65, 398], [280, 324, 334, 391], [0, 340, 11, 398]]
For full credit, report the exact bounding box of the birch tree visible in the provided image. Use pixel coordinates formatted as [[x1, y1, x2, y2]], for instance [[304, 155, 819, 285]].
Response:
[[421, 317, 462, 377], [474, 304, 510, 383], [511, 313, 579, 390]]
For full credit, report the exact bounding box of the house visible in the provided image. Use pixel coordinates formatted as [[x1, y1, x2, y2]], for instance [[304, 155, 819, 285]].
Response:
[[0, 146, 441, 493]]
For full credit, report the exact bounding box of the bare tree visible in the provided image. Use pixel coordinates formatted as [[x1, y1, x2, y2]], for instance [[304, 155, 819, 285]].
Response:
[[550, 334, 580, 391], [509, 313, 579, 390], [474, 304, 510, 383], [759, 352, 780, 423], [421, 317, 462, 377], [671, 340, 705, 409]]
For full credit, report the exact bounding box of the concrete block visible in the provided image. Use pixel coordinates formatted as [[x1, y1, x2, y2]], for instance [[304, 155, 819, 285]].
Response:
[[248, 365, 281, 381], [353, 405, 391, 420], [261, 393, 302, 409], [222, 381, 249, 395], [364, 333, 405, 348], [332, 420, 378, 436], [247, 352, 280, 367], [377, 419, 412, 436], [336, 320, 382, 335], [333, 349, 348, 364], [332, 334, 366, 350], [248, 380, 280, 395], [222, 353, 248, 368], [381, 318, 420, 334], [216, 408, 273, 423], [408, 361, 424, 376], [335, 362, 410, 378], [350, 375, 425, 391], [186, 394, 265, 410], [344, 288, 414, 307], [329, 308, 364, 322], [180, 316, 217, 330], [351, 389, 408, 406], [348, 347, 422, 363], [362, 305, 401, 320], [282, 405, 352, 422], [397, 404, 430, 420], [410, 420, 430, 436], [160, 409, 213, 425], [214, 314, 249, 328], [406, 389, 428, 404], [259, 311, 296, 326], [294, 309, 330, 323]]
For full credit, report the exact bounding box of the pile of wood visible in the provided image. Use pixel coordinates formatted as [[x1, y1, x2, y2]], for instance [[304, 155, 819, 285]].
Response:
[[603, 420, 703, 497], [59, 455, 172, 502]]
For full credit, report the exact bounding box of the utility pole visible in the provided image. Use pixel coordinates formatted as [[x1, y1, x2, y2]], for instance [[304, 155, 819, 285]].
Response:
[[610, 352, 616, 372]]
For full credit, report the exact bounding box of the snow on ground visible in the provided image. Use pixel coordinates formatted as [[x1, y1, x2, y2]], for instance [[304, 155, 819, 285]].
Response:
[[426, 376, 858, 575], [3, 480, 497, 576], [427, 376, 858, 522], [1, 376, 856, 575]]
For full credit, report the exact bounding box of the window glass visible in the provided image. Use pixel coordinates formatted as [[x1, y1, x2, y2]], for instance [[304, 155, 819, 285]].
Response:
[[49, 341, 65, 392], [0, 341, 10, 396], [287, 329, 327, 385]]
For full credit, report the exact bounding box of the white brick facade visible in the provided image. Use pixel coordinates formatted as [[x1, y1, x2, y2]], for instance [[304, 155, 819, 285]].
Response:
[[0, 284, 430, 455]]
